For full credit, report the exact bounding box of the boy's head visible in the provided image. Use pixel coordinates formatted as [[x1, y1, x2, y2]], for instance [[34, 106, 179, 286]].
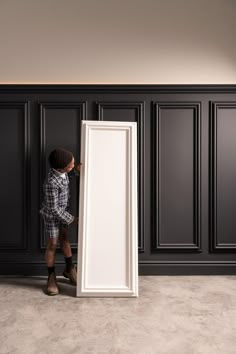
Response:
[[49, 148, 74, 172]]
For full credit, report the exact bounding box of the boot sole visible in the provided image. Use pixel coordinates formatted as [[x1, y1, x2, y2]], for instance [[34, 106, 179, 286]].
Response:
[[63, 271, 76, 285], [46, 289, 59, 296]]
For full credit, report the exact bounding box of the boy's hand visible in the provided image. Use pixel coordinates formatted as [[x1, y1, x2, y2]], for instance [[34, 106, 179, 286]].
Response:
[[72, 216, 79, 225], [76, 163, 82, 172]]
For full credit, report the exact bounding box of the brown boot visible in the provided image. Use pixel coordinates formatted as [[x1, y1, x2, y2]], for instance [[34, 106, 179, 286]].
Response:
[[46, 272, 59, 295], [63, 265, 77, 285]]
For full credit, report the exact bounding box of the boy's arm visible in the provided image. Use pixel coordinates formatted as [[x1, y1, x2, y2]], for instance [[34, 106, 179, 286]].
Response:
[[45, 183, 74, 224], [68, 163, 81, 179], [68, 169, 80, 179]]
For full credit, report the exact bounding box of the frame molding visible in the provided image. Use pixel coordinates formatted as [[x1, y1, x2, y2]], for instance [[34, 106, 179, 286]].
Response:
[[210, 101, 236, 252], [0, 101, 30, 250], [1, 84, 236, 94], [152, 102, 201, 251], [77, 121, 138, 297], [39, 101, 87, 249]]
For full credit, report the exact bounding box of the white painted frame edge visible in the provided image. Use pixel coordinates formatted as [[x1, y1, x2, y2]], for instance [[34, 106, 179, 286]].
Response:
[[77, 120, 138, 297]]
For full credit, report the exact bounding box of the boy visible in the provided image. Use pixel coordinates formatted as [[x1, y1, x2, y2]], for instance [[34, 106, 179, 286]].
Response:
[[40, 148, 81, 295]]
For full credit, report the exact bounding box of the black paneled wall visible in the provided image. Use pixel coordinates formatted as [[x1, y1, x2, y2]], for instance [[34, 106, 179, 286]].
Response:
[[1, 85, 236, 275]]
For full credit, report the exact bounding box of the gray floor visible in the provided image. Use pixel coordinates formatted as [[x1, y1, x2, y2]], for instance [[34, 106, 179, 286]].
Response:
[[1, 276, 236, 354]]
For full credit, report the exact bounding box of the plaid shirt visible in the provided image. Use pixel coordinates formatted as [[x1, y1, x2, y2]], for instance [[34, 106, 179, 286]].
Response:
[[40, 168, 74, 224]]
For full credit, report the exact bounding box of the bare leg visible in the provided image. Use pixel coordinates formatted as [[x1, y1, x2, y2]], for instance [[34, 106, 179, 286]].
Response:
[[59, 227, 72, 258], [59, 227, 77, 285], [45, 237, 58, 267]]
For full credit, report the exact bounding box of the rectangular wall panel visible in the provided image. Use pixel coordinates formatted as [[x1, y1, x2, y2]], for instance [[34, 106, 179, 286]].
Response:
[[77, 121, 138, 296], [152, 103, 201, 251], [0, 102, 30, 249], [210, 102, 236, 251], [39, 102, 86, 248]]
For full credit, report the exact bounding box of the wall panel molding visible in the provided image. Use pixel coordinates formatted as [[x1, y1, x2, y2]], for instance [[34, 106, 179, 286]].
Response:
[[1, 85, 236, 275], [210, 101, 236, 252], [1, 84, 236, 94], [0, 101, 30, 250], [152, 102, 201, 252], [39, 101, 87, 249], [1, 261, 236, 276]]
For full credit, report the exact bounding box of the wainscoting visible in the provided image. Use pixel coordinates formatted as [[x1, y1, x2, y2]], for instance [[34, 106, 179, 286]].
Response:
[[1, 85, 236, 275]]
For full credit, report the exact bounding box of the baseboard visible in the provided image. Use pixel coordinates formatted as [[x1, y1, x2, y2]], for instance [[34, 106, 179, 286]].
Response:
[[1, 261, 236, 276]]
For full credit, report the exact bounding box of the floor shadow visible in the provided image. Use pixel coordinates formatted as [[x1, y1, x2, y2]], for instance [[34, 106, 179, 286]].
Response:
[[0, 276, 77, 298], [0, 276, 47, 289]]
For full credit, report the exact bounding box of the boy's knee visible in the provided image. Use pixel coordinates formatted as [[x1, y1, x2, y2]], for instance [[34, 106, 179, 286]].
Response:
[[47, 240, 57, 252]]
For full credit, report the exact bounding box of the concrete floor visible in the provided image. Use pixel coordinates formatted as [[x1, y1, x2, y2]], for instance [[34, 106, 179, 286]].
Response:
[[0, 276, 236, 354]]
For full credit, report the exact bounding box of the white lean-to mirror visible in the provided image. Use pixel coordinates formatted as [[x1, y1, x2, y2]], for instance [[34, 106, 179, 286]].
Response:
[[77, 120, 138, 297]]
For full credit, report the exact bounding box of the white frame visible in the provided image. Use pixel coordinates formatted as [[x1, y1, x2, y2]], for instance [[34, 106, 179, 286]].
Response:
[[77, 120, 138, 297]]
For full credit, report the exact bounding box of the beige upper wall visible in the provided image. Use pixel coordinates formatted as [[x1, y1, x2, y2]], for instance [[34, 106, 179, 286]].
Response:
[[0, 0, 236, 84]]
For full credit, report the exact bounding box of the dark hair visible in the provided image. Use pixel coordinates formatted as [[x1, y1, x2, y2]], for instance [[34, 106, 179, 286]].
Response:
[[48, 148, 73, 169]]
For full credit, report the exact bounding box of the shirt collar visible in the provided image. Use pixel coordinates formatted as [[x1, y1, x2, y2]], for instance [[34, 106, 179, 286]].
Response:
[[52, 168, 66, 179]]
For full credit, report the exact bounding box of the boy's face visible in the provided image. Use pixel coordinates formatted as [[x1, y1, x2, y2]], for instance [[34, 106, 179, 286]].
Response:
[[58, 157, 75, 173]]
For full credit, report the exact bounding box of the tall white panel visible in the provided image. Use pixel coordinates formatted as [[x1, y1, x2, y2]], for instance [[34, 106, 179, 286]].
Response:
[[77, 121, 138, 297]]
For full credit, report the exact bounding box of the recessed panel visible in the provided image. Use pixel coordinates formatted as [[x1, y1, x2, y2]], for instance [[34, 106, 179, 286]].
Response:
[[211, 103, 236, 250], [40, 102, 86, 248], [77, 121, 138, 297], [153, 103, 200, 251], [0, 103, 29, 249]]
